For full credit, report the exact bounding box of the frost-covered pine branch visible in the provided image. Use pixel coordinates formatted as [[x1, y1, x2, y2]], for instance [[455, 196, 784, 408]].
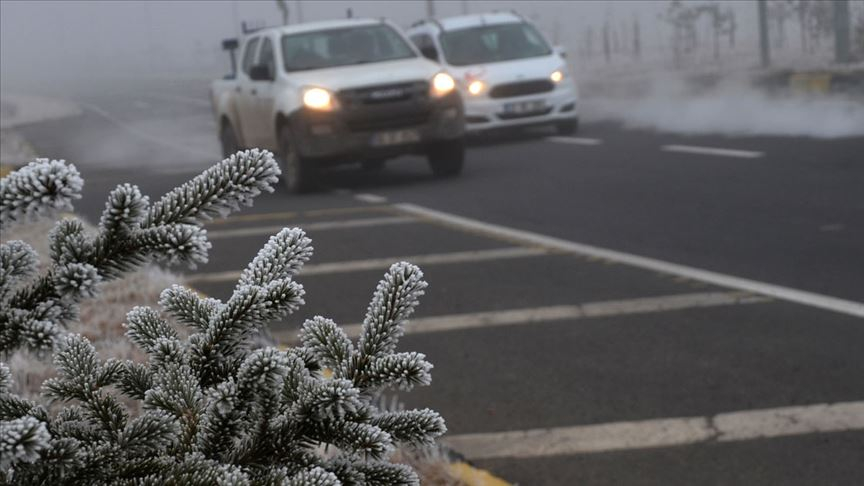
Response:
[[0, 150, 280, 354], [1, 226, 445, 485], [0, 158, 83, 231]]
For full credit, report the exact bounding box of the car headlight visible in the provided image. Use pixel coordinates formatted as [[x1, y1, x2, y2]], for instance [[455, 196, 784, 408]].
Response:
[[467, 80, 485, 95], [303, 87, 337, 111], [431, 72, 456, 97], [550, 70, 565, 83]]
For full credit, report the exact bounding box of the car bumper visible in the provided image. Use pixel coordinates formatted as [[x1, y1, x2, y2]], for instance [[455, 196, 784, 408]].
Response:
[[462, 82, 578, 132], [290, 93, 464, 162]]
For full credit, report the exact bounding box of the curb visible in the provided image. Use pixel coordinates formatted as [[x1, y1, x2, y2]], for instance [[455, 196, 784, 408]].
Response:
[[449, 461, 511, 486]]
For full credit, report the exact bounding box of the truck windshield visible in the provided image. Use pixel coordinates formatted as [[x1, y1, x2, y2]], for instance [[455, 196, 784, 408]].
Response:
[[439, 23, 552, 66], [282, 24, 416, 72]]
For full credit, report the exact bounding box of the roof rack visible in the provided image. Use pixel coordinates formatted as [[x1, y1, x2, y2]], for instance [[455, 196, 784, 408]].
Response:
[[410, 18, 445, 32], [241, 20, 268, 35]]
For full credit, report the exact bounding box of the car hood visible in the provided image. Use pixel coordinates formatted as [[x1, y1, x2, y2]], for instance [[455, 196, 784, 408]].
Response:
[[447, 55, 564, 85], [286, 57, 442, 90]]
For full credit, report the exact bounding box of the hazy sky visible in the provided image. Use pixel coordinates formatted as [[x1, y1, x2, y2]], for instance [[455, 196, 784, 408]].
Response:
[[1, 0, 761, 92]]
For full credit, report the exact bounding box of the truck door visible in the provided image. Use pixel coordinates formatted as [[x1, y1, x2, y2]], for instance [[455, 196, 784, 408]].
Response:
[[251, 37, 278, 151], [236, 37, 261, 147]]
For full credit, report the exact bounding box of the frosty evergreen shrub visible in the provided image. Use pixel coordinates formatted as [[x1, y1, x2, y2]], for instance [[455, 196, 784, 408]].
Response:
[[0, 153, 446, 484], [0, 151, 280, 353]]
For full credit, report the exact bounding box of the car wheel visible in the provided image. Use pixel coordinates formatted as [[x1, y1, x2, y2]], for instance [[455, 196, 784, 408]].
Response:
[[279, 125, 317, 193], [427, 139, 465, 177], [220, 121, 240, 158], [555, 118, 579, 136]]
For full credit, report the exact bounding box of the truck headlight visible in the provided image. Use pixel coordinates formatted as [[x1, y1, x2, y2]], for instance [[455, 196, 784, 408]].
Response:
[[431, 72, 456, 97], [550, 70, 565, 83], [303, 87, 337, 111], [467, 80, 485, 95]]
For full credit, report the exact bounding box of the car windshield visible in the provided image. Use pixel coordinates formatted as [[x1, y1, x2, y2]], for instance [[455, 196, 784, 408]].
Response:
[[439, 22, 552, 66], [281, 24, 416, 72]]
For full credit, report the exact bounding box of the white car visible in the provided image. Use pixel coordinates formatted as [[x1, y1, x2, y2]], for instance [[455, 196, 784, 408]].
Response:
[[406, 12, 579, 135], [211, 19, 465, 192]]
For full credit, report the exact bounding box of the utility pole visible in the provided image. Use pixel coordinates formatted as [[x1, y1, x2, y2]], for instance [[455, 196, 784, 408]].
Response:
[[834, 0, 851, 63], [461, 0, 468, 15], [426, 0, 435, 18], [296, 0, 304, 23], [757, 0, 771, 67]]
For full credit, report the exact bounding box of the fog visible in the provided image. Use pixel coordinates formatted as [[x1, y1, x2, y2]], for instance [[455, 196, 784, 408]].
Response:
[[0, 0, 756, 89], [2, 0, 862, 138]]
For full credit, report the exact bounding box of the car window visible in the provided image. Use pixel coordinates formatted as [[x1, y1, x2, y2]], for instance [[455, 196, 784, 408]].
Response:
[[241, 37, 260, 75], [258, 37, 275, 76], [439, 22, 552, 66], [281, 24, 416, 72]]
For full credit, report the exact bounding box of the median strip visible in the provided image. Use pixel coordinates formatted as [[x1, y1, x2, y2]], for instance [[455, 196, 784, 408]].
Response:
[[662, 144, 764, 158], [445, 401, 864, 460], [207, 215, 416, 240], [187, 247, 547, 284]]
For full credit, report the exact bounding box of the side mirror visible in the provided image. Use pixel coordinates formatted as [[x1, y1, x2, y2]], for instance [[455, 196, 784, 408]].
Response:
[[555, 45, 567, 59], [249, 64, 273, 81], [420, 46, 439, 62]]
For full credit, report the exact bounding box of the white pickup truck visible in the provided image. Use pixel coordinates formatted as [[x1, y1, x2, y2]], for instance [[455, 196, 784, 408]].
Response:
[[211, 18, 465, 192]]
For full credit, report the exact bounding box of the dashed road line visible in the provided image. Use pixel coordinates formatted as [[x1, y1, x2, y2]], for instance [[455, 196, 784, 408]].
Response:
[[662, 144, 764, 159], [207, 216, 416, 240], [355, 193, 388, 204], [272, 291, 767, 343], [445, 401, 864, 460], [546, 136, 603, 145], [187, 247, 547, 284], [395, 203, 864, 318]]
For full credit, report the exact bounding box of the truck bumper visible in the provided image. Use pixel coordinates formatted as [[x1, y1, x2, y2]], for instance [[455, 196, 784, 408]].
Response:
[[289, 92, 464, 163]]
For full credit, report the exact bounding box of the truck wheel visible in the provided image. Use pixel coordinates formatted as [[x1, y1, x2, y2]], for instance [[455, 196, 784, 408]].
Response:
[[279, 126, 317, 193], [220, 121, 240, 158], [555, 118, 579, 136], [427, 139, 465, 177]]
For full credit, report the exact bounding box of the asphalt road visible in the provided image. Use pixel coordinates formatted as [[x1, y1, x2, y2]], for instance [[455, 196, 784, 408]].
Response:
[[15, 79, 864, 485]]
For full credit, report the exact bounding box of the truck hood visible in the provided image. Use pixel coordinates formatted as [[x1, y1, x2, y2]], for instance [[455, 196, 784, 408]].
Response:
[[447, 55, 565, 85], [287, 57, 443, 90]]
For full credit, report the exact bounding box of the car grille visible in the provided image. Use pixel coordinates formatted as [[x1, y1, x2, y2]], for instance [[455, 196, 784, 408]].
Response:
[[338, 81, 431, 131], [489, 79, 555, 99], [497, 107, 553, 120]]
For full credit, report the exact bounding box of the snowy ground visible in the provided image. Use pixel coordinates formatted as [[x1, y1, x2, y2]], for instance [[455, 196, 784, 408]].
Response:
[[0, 93, 82, 130]]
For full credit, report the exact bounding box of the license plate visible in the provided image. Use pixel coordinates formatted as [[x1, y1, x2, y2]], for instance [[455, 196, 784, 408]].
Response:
[[370, 129, 421, 147], [502, 100, 547, 115]]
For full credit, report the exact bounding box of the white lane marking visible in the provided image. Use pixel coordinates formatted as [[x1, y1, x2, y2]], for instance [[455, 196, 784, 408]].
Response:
[[662, 144, 764, 158], [355, 193, 388, 204], [546, 136, 603, 145], [82, 103, 215, 160], [445, 401, 864, 460], [273, 291, 767, 343], [187, 247, 546, 284], [207, 216, 416, 240], [395, 203, 864, 318]]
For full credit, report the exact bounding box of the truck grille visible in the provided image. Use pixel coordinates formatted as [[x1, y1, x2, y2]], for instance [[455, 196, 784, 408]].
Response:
[[338, 81, 431, 131], [338, 81, 429, 107], [489, 79, 555, 99]]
